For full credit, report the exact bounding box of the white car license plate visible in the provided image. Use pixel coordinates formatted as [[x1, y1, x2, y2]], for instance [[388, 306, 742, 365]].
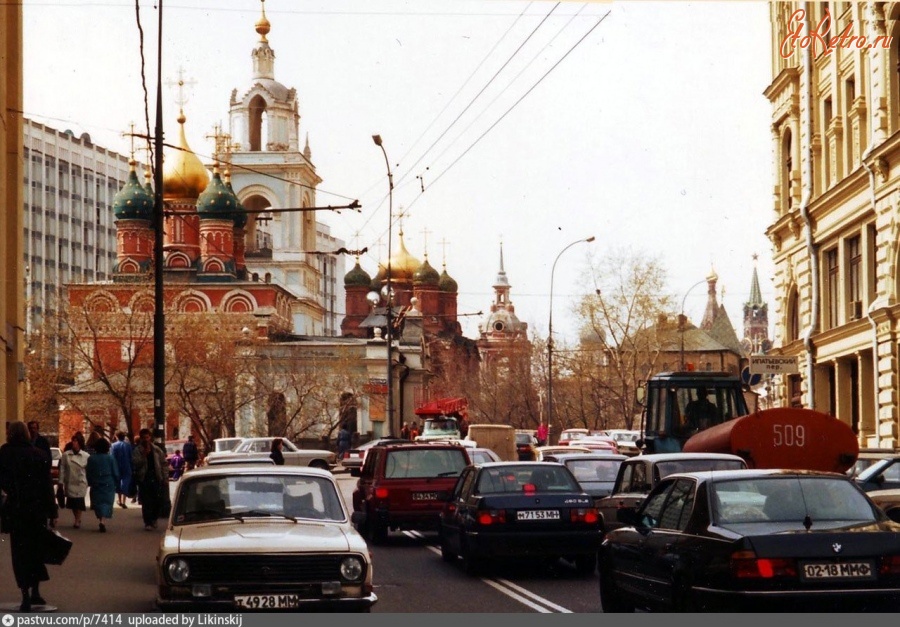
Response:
[[801, 561, 875, 580], [234, 593, 301, 609], [517, 509, 560, 521], [412, 492, 438, 501]]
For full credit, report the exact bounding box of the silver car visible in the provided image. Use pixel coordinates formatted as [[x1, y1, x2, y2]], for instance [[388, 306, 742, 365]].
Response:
[[205, 437, 337, 470], [156, 465, 376, 612]]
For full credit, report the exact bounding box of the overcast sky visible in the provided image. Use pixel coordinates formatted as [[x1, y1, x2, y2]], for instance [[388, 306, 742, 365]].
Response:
[[23, 0, 775, 345]]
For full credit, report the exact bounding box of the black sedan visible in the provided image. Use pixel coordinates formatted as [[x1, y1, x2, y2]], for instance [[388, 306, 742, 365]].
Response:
[[598, 469, 900, 612], [438, 462, 603, 577]]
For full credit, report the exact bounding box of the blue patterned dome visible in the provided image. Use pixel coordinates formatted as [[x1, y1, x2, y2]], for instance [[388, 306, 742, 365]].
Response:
[[113, 161, 154, 220]]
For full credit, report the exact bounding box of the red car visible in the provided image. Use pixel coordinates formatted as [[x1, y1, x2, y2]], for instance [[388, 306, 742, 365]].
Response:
[[351, 442, 470, 544]]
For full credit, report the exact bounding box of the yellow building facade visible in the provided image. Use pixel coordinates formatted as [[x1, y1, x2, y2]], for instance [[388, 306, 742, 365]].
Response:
[[766, 3, 900, 447], [1, 2, 24, 434]]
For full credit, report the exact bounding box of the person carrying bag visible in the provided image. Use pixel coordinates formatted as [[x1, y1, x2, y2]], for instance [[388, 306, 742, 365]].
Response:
[[0, 422, 60, 612]]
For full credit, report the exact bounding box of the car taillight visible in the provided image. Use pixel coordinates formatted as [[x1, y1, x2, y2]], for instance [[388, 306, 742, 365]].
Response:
[[477, 510, 506, 525], [730, 550, 796, 578], [570, 508, 599, 524], [374, 487, 389, 499], [879, 555, 900, 575]]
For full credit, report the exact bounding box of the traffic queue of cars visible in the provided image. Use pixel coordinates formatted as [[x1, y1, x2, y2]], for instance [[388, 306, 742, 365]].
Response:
[[154, 434, 900, 613]]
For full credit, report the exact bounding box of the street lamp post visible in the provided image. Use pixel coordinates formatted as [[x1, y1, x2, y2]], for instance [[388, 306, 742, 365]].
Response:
[[372, 135, 396, 437], [547, 236, 595, 428], [679, 278, 708, 370]]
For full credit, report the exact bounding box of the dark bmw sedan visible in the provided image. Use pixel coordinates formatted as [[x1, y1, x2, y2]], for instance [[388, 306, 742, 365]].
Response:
[[439, 462, 603, 577], [598, 469, 900, 612]]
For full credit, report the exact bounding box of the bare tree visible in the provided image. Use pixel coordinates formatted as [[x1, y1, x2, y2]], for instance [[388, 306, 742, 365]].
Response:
[[569, 248, 674, 430]]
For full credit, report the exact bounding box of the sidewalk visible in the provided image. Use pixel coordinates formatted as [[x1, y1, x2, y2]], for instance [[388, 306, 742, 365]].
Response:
[[0, 499, 167, 612]]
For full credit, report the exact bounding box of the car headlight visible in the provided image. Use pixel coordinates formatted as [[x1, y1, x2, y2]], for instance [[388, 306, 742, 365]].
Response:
[[340, 556, 364, 582], [167, 558, 190, 583]]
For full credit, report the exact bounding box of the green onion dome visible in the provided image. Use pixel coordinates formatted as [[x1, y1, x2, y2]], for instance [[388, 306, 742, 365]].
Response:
[[196, 168, 237, 221], [439, 267, 458, 293], [113, 160, 154, 220], [344, 260, 372, 287], [413, 257, 440, 286]]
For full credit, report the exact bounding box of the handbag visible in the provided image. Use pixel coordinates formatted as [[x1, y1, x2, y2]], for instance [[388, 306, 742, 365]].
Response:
[[55, 484, 66, 510], [40, 526, 72, 565]]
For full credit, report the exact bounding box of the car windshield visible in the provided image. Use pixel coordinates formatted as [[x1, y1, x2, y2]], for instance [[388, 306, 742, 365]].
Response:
[[857, 458, 900, 483], [515, 433, 533, 445], [174, 474, 346, 524], [711, 476, 877, 525], [384, 448, 468, 478], [422, 418, 459, 435], [657, 459, 745, 478], [566, 459, 622, 484], [611, 432, 638, 443], [475, 465, 581, 494]]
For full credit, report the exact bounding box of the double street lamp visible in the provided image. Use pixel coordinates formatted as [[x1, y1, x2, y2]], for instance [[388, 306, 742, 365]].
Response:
[[547, 235, 595, 428], [371, 134, 396, 437]]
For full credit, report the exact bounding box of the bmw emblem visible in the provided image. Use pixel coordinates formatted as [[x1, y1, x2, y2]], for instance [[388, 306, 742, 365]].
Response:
[[832, 543, 843, 554]]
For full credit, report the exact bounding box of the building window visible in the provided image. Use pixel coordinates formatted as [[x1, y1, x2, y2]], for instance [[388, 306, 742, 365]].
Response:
[[825, 247, 839, 329], [847, 235, 861, 320]]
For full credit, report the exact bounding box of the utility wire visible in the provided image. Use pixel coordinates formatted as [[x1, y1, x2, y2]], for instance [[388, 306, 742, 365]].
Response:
[[395, 2, 561, 191], [403, 11, 610, 214], [428, 3, 589, 169]]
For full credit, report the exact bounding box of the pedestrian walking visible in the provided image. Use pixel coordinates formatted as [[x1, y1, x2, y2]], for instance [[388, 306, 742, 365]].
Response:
[[131, 428, 168, 530], [110, 431, 133, 509], [26, 420, 52, 460], [410, 423, 420, 440], [0, 422, 59, 612], [270, 438, 285, 466], [86, 437, 119, 533], [182, 434, 199, 471], [401, 422, 410, 440], [59, 432, 90, 529], [168, 449, 185, 480], [337, 424, 352, 460]]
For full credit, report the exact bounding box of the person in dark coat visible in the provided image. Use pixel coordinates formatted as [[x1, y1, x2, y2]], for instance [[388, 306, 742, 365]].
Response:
[[0, 421, 59, 612], [86, 437, 119, 532], [131, 428, 168, 531], [110, 431, 133, 509], [182, 435, 199, 471], [270, 438, 285, 466]]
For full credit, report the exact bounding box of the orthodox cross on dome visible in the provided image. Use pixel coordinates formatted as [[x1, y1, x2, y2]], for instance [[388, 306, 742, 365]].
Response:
[[439, 237, 451, 268], [420, 226, 432, 257], [122, 122, 139, 160], [165, 67, 197, 115], [206, 123, 226, 164]]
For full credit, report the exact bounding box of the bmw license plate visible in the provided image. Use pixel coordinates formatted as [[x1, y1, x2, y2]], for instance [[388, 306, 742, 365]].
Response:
[[235, 593, 301, 609], [412, 492, 438, 501], [517, 510, 560, 521], [800, 561, 875, 580]]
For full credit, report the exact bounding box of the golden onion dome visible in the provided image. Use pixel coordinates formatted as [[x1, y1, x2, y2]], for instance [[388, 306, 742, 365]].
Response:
[[386, 231, 421, 281], [162, 111, 210, 200]]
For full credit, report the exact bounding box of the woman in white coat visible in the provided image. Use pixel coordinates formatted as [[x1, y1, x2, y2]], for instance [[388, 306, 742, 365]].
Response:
[[59, 432, 90, 528]]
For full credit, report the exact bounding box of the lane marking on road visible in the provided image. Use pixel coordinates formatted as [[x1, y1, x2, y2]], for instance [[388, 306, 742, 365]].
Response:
[[400, 531, 574, 613]]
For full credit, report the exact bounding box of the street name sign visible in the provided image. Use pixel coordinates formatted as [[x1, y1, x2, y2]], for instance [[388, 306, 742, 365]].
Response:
[[749, 355, 799, 374]]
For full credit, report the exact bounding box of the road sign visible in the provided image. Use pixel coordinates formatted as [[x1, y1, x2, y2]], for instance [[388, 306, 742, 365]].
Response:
[[741, 366, 763, 386], [749, 355, 799, 375]]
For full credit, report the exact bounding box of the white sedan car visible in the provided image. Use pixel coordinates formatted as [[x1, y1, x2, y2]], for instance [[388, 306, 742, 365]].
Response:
[[156, 465, 376, 612], [205, 437, 337, 471]]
